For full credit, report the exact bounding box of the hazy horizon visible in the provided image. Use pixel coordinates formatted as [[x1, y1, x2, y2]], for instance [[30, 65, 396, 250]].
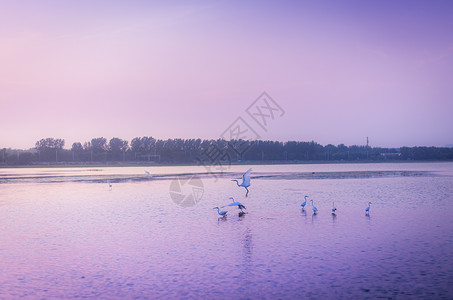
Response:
[[1, 1, 453, 149]]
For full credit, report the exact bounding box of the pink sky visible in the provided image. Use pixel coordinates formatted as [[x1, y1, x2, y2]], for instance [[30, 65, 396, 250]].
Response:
[[1, 1, 452, 149]]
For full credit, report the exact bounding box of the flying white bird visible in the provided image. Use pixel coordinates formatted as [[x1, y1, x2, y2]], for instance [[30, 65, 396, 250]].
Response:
[[232, 168, 252, 197], [144, 170, 152, 177], [223, 197, 246, 212]]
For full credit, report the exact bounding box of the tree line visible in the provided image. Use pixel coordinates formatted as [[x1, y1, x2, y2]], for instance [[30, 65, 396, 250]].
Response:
[[1, 137, 452, 165]]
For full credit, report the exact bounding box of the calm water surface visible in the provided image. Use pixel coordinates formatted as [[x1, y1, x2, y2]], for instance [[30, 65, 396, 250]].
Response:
[[0, 162, 452, 299]]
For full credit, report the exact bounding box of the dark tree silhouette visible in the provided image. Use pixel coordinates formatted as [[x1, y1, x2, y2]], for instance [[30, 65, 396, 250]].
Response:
[[109, 138, 129, 161], [8, 137, 450, 165], [91, 138, 107, 153], [71, 142, 83, 152], [35, 138, 65, 161]]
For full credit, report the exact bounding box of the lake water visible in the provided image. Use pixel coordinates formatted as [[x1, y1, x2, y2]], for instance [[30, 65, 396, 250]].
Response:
[[1, 162, 452, 299]]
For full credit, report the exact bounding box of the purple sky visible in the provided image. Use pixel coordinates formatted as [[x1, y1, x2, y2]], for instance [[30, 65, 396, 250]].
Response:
[[1, 1, 452, 149]]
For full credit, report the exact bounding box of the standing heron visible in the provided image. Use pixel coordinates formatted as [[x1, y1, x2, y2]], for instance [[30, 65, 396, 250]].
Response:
[[365, 202, 371, 214], [332, 201, 337, 214], [310, 199, 318, 214], [301, 195, 308, 209], [213, 207, 228, 217], [223, 197, 246, 212], [232, 168, 252, 197]]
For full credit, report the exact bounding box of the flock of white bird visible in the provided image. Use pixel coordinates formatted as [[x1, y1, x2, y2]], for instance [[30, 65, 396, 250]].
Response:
[[214, 169, 252, 218], [300, 195, 372, 215], [213, 168, 252, 217], [214, 168, 372, 218], [110, 168, 372, 217]]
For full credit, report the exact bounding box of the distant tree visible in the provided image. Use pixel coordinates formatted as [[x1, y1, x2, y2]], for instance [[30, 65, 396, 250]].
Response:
[[91, 137, 107, 153], [109, 138, 129, 161], [109, 138, 128, 152], [1, 148, 6, 164], [130, 136, 156, 160], [154, 140, 167, 160], [54, 139, 65, 149], [18, 152, 35, 165], [131, 137, 142, 153], [143, 136, 156, 152], [35, 138, 65, 162], [35, 138, 65, 151], [82, 141, 93, 161], [71, 142, 83, 161], [324, 144, 336, 160], [83, 141, 91, 150], [11, 137, 452, 163], [71, 142, 83, 152]]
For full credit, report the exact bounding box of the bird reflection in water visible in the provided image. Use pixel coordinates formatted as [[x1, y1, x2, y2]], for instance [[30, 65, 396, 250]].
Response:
[[331, 212, 337, 224], [217, 216, 228, 223], [301, 209, 307, 217], [311, 212, 318, 223], [240, 228, 253, 294]]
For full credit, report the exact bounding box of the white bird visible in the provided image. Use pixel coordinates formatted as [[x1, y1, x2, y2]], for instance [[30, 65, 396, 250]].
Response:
[[213, 207, 228, 217], [332, 201, 337, 214], [144, 170, 152, 177], [310, 199, 318, 214], [365, 202, 371, 214], [232, 168, 252, 197], [223, 197, 246, 212], [301, 195, 308, 209]]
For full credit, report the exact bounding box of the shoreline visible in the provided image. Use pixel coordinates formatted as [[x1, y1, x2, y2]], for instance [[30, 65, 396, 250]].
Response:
[[1, 159, 452, 169]]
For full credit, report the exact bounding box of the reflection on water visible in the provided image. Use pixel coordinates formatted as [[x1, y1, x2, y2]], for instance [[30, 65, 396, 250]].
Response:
[[240, 227, 253, 294], [311, 212, 318, 224], [300, 208, 307, 217], [0, 162, 452, 298], [331, 212, 337, 224]]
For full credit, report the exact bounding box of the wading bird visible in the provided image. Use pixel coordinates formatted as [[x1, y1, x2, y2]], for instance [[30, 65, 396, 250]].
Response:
[[223, 197, 246, 212], [310, 199, 318, 214], [144, 170, 152, 177], [301, 195, 308, 209], [214, 207, 228, 217], [332, 201, 337, 214], [365, 202, 371, 214], [232, 168, 252, 197]]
